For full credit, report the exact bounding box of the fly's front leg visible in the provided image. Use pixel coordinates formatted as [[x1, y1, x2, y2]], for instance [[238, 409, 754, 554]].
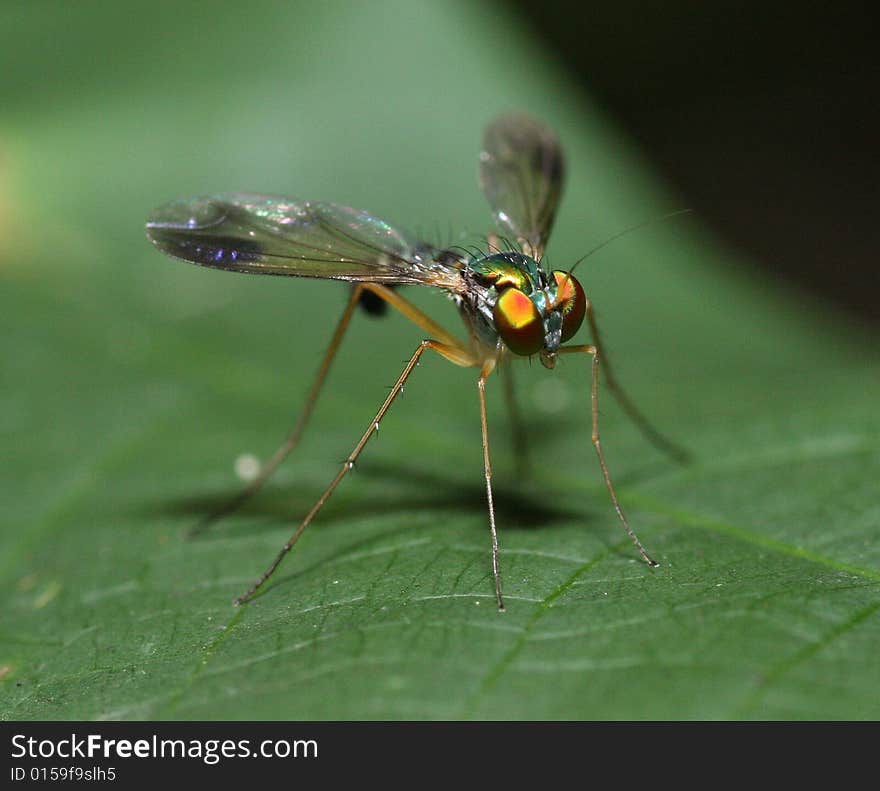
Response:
[[477, 362, 505, 611], [560, 344, 658, 567]]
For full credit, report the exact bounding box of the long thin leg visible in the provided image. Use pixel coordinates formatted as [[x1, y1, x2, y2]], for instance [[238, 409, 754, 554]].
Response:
[[193, 283, 468, 536], [234, 338, 476, 605], [501, 363, 531, 479], [586, 301, 689, 464], [477, 364, 505, 611], [560, 344, 658, 567]]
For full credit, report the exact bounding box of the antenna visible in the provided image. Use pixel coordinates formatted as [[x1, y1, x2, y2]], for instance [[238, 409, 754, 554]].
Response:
[[568, 209, 693, 276]]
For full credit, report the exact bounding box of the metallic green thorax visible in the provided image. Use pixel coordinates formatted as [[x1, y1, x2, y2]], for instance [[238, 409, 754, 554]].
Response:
[[458, 251, 564, 356]]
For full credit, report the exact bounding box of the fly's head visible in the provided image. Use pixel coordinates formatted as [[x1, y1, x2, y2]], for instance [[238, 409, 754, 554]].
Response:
[[470, 252, 586, 368]]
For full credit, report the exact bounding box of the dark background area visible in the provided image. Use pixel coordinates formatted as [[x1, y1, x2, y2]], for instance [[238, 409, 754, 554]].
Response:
[[506, 0, 878, 326]]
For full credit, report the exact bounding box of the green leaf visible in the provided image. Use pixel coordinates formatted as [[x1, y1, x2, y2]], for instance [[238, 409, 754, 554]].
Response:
[[2, 0, 878, 721]]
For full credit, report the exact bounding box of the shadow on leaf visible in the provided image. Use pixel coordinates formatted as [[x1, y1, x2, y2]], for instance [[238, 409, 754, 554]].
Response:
[[146, 457, 590, 538]]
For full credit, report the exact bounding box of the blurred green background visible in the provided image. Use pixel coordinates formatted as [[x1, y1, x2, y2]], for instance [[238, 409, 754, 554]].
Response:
[[1, 0, 878, 720]]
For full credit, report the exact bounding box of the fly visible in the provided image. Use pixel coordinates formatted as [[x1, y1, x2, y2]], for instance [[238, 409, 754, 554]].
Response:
[[145, 113, 685, 611]]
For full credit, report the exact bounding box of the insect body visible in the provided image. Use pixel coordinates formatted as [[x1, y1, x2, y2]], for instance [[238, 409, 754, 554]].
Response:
[[146, 113, 676, 611]]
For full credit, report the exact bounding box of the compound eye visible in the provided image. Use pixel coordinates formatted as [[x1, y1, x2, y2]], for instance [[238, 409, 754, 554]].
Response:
[[552, 271, 586, 342], [493, 288, 544, 356]]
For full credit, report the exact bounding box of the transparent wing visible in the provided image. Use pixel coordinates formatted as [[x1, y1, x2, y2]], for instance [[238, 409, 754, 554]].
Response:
[[145, 193, 461, 287], [478, 113, 565, 258]]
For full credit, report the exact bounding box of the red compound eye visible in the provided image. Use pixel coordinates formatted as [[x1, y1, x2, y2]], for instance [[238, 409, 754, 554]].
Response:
[[493, 288, 544, 356], [552, 270, 586, 342]]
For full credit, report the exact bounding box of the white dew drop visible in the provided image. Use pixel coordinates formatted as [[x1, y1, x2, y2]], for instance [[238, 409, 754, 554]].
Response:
[[234, 453, 261, 482]]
